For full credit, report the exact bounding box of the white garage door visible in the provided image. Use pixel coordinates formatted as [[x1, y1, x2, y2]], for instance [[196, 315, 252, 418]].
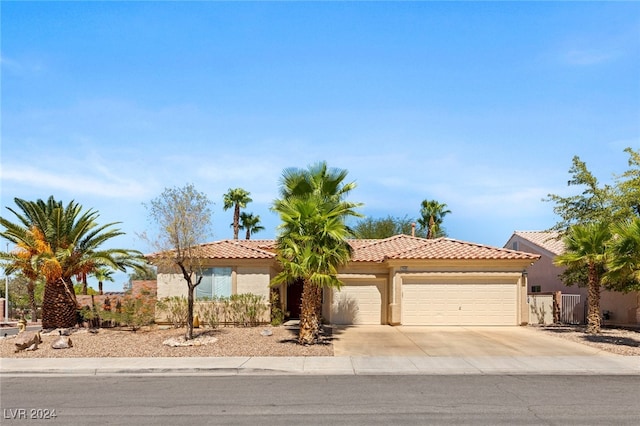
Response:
[[331, 281, 383, 325], [402, 283, 517, 325]]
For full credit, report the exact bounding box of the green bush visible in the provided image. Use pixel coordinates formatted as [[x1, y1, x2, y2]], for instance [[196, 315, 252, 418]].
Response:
[[156, 296, 188, 328]]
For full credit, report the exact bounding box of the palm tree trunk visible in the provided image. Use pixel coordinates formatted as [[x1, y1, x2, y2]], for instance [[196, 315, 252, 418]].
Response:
[[298, 280, 321, 345], [99, 280, 103, 295], [42, 278, 78, 329], [233, 204, 240, 240], [28, 281, 37, 323], [586, 262, 601, 334]]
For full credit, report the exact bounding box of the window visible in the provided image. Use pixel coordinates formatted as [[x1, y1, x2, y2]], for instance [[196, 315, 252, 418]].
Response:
[[512, 241, 518, 250], [530, 285, 541, 293], [196, 267, 232, 299]]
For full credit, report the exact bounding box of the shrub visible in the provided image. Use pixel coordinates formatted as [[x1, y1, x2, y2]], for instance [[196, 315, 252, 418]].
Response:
[[156, 296, 188, 328]]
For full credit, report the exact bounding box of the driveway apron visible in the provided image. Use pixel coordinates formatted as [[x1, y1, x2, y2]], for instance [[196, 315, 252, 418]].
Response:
[[332, 325, 606, 357]]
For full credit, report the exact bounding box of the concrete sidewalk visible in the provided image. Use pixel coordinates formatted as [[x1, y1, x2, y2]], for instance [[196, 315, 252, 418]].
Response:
[[2, 355, 639, 376]]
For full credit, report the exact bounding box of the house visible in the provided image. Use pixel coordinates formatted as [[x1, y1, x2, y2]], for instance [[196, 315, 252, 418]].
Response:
[[505, 231, 640, 326], [155, 234, 540, 326]]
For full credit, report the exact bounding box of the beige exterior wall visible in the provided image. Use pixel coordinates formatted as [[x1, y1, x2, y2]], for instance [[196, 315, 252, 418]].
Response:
[[507, 234, 639, 325], [528, 294, 554, 325], [506, 236, 586, 297], [156, 273, 188, 299], [236, 266, 271, 298], [601, 291, 640, 325]]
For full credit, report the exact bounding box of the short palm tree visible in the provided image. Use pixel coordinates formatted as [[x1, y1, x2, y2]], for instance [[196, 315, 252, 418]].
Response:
[[92, 267, 116, 295], [554, 222, 611, 333], [605, 218, 640, 289], [0, 197, 146, 329], [417, 200, 451, 239], [223, 188, 252, 240], [238, 212, 265, 240], [272, 162, 362, 344]]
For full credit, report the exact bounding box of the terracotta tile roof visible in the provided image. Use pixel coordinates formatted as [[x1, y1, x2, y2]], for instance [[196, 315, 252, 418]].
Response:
[[513, 231, 565, 255], [350, 235, 540, 262], [153, 235, 539, 262], [195, 240, 276, 259]]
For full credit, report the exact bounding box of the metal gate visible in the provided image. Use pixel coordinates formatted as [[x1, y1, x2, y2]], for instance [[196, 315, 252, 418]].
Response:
[[561, 294, 584, 325]]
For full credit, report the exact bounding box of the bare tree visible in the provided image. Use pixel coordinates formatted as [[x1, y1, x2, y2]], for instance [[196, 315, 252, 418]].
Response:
[[143, 184, 213, 340]]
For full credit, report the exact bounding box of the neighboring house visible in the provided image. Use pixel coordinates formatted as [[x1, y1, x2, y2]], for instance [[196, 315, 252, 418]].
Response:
[[155, 234, 540, 326], [505, 231, 640, 326]]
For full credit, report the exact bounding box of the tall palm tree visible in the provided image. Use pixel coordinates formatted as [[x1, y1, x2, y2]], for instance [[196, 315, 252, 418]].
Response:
[[605, 218, 640, 290], [238, 212, 265, 240], [223, 188, 252, 240], [554, 222, 611, 334], [272, 162, 362, 344], [417, 199, 451, 239], [92, 267, 115, 295], [0, 197, 146, 329]]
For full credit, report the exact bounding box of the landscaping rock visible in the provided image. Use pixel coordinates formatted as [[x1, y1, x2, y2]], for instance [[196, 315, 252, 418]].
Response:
[[51, 336, 73, 349], [14, 331, 42, 352]]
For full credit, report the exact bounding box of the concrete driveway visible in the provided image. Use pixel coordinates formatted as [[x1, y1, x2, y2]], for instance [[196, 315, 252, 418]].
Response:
[[331, 326, 605, 356]]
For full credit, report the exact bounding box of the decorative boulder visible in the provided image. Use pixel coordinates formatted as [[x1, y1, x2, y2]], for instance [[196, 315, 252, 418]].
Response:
[[51, 336, 73, 349], [14, 331, 42, 352]]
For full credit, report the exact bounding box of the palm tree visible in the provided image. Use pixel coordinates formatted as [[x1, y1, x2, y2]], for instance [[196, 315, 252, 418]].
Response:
[[605, 218, 640, 290], [0, 197, 146, 329], [238, 212, 265, 240], [92, 267, 115, 295], [272, 162, 362, 344], [417, 199, 451, 239], [554, 222, 611, 334], [223, 188, 252, 240]]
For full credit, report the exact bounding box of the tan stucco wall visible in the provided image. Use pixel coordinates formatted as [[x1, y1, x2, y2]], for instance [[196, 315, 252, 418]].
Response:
[[528, 294, 554, 325], [601, 291, 640, 325], [156, 273, 188, 299], [236, 266, 271, 298], [506, 236, 586, 297]]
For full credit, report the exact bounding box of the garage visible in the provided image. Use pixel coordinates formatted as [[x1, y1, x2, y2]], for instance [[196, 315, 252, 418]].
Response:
[[330, 280, 384, 325], [402, 283, 518, 326]]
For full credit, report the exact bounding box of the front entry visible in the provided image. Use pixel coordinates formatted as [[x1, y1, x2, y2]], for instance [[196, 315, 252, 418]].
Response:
[[286, 279, 303, 319]]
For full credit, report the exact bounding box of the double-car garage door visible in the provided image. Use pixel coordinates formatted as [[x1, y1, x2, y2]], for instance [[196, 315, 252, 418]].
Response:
[[402, 283, 518, 325], [330, 280, 518, 326]]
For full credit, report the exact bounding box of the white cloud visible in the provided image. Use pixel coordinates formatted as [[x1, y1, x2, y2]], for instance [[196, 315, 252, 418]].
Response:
[[2, 163, 153, 199]]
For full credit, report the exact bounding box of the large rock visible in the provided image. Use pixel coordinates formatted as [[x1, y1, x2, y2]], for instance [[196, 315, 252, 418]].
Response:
[[14, 331, 42, 352], [51, 335, 73, 349]]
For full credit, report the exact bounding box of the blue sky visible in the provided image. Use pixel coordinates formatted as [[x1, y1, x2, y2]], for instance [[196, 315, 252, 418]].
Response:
[[2, 2, 639, 292]]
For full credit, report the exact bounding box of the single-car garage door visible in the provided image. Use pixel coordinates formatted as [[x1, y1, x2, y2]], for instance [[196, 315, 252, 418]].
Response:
[[402, 283, 517, 325], [331, 281, 383, 325]]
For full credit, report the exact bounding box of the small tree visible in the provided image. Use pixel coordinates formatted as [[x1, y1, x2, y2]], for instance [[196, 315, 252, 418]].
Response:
[[353, 215, 415, 239], [144, 184, 212, 340]]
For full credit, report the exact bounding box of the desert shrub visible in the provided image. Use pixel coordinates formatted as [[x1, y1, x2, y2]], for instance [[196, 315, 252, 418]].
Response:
[[196, 297, 224, 329], [100, 288, 156, 330], [270, 289, 284, 326], [156, 296, 188, 328]]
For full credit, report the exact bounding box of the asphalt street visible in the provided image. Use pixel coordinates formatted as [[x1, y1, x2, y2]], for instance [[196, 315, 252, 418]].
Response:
[[2, 375, 639, 425]]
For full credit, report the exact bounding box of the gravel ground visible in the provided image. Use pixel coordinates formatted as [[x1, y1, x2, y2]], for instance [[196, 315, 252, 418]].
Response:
[[0, 325, 333, 358], [2, 324, 639, 358], [531, 325, 640, 356]]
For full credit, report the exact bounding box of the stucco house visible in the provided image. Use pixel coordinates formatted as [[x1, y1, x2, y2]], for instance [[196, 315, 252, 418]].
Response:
[[505, 231, 640, 326], [156, 234, 540, 326]]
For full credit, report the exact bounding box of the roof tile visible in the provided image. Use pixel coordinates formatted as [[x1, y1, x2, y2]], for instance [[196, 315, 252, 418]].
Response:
[[513, 231, 565, 255]]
